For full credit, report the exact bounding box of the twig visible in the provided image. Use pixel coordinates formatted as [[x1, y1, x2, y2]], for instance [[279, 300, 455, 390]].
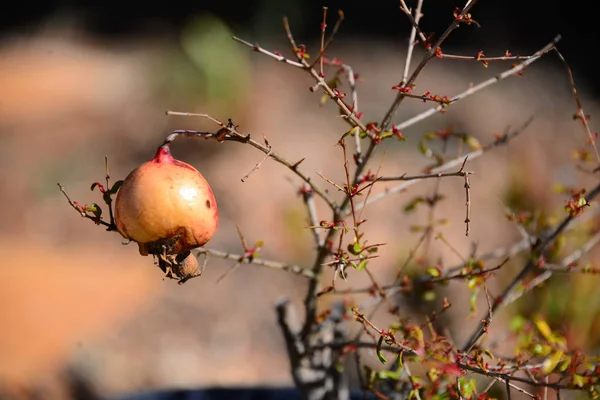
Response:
[[375, 168, 472, 181], [302, 183, 325, 247], [241, 135, 272, 182], [503, 229, 600, 305], [195, 248, 315, 279], [58, 183, 115, 230], [441, 53, 531, 62], [354, 118, 533, 213], [318, 7, 327, 76], [393, 35, 561, 132], [166, 111, 337, 211], [463, 157, 471, 236], [400, 0, 425, 86], [380, 0, 481, 131], [234, 20, 367, 134], [461, 180, 600, 352], [495, 377, 537, 399], [554, 48, 600, 167], [104, 156, 116, 227], [232, 36, 304, 68]]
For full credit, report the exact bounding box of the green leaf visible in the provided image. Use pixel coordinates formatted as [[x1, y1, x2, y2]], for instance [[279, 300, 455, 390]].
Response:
[[572, 373, 586, 388], [510, 315, 525, 332], [463, 134, 482, 150], [357, 260, 368, 271], [404, 197, 424, 213], [427, 268, 441, 277], [376, 369, 401, 380], [396, 350, 404, 369], [458, 377, 477, 399], [86, 203, 103, 219], [542, 350, 564, 374], [376, 335, 387, 364], [342, 126, 360, 138], [408, 389, 420, 400], [469, 288, 479, 314], [533, 316, 553, 342], [418, 140, 430, 156], [348, 241, 362, 255], [379, 131, 394, 140], [110, 180, 123, 194]]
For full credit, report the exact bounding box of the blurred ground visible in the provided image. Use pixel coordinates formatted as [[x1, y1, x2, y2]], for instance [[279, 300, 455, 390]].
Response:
[[0, 15, 599, 400]]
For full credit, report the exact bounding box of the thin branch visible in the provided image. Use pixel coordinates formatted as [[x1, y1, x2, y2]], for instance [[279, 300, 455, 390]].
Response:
[[463, 159, 471, 236], [238, 18, 367, 134], [354, 117, 533, 213], [503, 229, 600, 306], [441, 53, 532, 62], [195, 248, 315, 279], [232, 36, 304, 68], [375, 168, 472, 181], [554, 48, 600, 167], [302, 184, 325, 247], [461, 180, 600, 352], [400, 0, 425, 85], [393, 35, 561, 132], [166, 111, 337, 211], [381, 0, 481, 131], [58, 183, 115, 230], [241, 135, 272, 182]]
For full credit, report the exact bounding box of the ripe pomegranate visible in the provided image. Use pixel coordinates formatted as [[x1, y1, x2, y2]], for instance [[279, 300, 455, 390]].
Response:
[[114, 143, 218, 257]]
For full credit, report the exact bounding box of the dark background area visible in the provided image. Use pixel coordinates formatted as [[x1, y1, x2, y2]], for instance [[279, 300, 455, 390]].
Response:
[[0, 0, 596, 93]]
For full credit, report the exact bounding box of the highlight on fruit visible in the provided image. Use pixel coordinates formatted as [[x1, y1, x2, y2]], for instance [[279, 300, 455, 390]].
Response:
[[57, 134, 219, 284]]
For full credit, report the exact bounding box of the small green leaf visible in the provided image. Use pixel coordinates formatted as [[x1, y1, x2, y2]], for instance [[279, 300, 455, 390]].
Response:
[[379, 131, 394, 140], [418, 140, 430, 156], [86, 203, 103, 219], [376, 335, 387, 365], [348, 241, 362, 255], [510, 315, 525, 332], [110, 180, 123, 194], [404, 197, 424, 213], [342, 126, 360, 139], [426, 268, 441, 277], [572, 374, 586, 388], [463, 135, 482, 150], [469, 288, 479, 314], [533, 316, 553, 342], [376, 369, 401, 380], [542, 350, 564, 374], [395, 350, 404, 369], [357, 260, 368, 271]]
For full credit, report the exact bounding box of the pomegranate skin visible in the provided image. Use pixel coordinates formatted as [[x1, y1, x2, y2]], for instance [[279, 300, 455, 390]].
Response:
[[114, 145, 218, 256]]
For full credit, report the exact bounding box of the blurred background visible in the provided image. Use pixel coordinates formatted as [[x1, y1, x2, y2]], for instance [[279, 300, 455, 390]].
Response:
[[1, 1, 599, 399]]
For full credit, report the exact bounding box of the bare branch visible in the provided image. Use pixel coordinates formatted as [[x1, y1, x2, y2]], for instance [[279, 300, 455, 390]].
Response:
[[400, 0, 425, 85], [461, 180, 600, 352], [393, 35, 561, 132], [375, 168, 472, 182], [232, 36, 304, 68], [195, 248, 315, 279], [554, 48, 600, 168], [354, 117, 533, 213], [381, 0, 482, 131], [166, 111, 337, 211]]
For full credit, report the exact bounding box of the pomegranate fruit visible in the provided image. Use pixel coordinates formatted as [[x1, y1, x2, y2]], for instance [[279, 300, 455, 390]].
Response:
[[114, 143, 218, 257]]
